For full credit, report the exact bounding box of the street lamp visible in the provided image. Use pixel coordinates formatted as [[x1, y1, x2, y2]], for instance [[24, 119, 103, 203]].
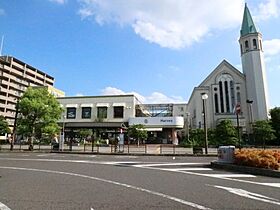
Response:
[[246, 99, 254, 145], [201, 93, 208, 154], [186, 112, 190, 142]]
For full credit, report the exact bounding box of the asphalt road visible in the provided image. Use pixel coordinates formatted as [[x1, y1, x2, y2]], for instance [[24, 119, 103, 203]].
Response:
[[0, 153, 280, 210]]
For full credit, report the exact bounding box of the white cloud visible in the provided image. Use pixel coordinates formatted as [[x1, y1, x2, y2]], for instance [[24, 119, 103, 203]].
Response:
[[263, 39, 280, 56], [49, 0, 67, 4], [255, 0, 280, 21], [100, 86, 186, 104], [78, 0, 244, 49]]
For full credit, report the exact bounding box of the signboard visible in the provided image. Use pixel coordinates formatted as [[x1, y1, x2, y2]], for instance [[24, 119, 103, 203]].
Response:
[[128, 117, 184, 128]]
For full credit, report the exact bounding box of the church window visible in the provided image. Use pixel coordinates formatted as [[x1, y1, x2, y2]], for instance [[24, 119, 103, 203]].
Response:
[[237, 92, 241, 103], [259, 40, 263, 51], [240, 44, 243, 54], [225, 81, 230, 112], [214, 93, 219, 113], [230, 81, 235, 110], [245, 40, 249, 51], [214, 87, 217, 91], [219, 81, 224, 113], [253, 39, 257, 49]]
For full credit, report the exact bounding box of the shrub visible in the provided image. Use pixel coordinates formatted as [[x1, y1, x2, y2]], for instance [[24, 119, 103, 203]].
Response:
[[235, 149, 280, 170]]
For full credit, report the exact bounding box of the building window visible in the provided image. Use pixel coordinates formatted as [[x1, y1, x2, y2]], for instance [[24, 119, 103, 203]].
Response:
[[237, 92, 241, 103], [97, 107, 107, 119], [240, 44, 243, 54], [114, 106, 124, 118], [82, 107, 91, 119], [67, 107, 76, 119], [245, 40, 249, 49], [253, 39, 257, 49], [225, 81, 230, 112], [260, 40, 263, 51], [214, 93, 219, 113], [219, 81, 224, 113]]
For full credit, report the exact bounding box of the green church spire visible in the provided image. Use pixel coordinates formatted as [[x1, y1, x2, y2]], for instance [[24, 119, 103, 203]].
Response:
[[240, 3, 257, 36]]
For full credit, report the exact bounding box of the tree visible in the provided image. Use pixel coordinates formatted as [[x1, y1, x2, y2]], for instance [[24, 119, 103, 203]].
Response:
[[189, 128, 204, 147], [270, 107, 280, 144], [253, 120, 276, 149], [17, 87, 63, 150], [215, 119, 238, 146], [0, 115, 11, 135], [79, 129, 93, 143], [127, 124, 148, 146]]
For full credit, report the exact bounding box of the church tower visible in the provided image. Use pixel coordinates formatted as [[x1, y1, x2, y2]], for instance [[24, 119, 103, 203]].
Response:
[[239, 4, 269, 121]]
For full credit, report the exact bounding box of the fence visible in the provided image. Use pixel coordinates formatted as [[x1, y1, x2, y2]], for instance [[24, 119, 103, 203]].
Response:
[[0, 142, 218, 155]]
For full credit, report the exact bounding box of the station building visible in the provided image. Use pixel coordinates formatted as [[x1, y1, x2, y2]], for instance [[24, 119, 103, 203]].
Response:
[[57, 95, 186, 144]]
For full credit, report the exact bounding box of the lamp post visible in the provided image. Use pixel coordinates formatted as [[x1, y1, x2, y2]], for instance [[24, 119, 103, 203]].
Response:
[[186, 112, 190, 142], [201, 93, 208, 154], [246, 99, 254, 145]]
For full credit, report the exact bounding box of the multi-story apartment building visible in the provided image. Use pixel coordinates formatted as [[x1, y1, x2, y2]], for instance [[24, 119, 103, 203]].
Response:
[[0, 56, 55, 130]]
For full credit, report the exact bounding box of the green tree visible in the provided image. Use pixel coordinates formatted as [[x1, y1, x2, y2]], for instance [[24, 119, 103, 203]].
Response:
[[0, 115, 11, 135], [215, 119, 238, 146], [270, 107, 280, 144], [79, 129, 93, 143], [127, 124, 148, 146], [189, 128, 204, 147], [17, 87, 63, 150], [253, 120, 276, 149]]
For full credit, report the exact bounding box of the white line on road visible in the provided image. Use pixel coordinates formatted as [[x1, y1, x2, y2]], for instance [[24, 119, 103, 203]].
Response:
[[0, 166, 212, 210], [134, 162, 209, 167], [204, 174, 256, 178], [210, 185, 280, 206], [0, 202, 11, 210], [164, 168, 213, 171]]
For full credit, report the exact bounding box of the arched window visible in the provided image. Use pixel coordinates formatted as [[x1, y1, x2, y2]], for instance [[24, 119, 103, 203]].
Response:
[[259, 40, 263, 51], [240, 44, 243, 54], [237, 92, 241, 103], [245, 40, 249, 51], [216, 74, 235, 114], [214, 93, 219, 113], [219, 81, 224, 113], [253, 39, 257, 49]]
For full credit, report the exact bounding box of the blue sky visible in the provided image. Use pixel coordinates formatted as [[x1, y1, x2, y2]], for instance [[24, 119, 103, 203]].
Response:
[[0, 0, 280, 107]]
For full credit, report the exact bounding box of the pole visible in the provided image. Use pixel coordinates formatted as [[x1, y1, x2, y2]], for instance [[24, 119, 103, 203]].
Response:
[[236, 112, 241, 149], [11, 100, 19, 150], [202, 99, 208, 154]]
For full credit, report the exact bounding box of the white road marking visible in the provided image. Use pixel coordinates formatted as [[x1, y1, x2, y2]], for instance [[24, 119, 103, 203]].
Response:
[[0, 166, 212, 210], [204, 174, 256, 178], [164, 168, 213, 171], [210, 185, 280, 206], [134, 162, 209, 167], [0, 202, 11, 210]]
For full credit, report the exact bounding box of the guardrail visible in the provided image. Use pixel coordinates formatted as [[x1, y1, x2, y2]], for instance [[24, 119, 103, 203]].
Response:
[[0, 142, 220, 155]]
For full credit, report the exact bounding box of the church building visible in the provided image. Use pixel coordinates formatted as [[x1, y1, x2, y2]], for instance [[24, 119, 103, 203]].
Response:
[[187, 4, 270, 134]]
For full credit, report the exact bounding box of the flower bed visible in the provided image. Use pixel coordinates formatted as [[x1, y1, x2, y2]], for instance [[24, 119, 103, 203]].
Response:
[[235, 149, 280, 170]]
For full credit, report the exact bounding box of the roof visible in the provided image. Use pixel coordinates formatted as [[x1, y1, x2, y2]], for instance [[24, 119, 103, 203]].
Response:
[[240, 3, 257, 36]]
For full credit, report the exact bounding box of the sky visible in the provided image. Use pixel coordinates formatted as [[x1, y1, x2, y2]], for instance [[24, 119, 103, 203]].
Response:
[[0, 0, 280, 107]]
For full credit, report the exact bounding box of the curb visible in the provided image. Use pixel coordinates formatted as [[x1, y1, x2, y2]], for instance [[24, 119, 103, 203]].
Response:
[[211, 161, 280, 178]]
